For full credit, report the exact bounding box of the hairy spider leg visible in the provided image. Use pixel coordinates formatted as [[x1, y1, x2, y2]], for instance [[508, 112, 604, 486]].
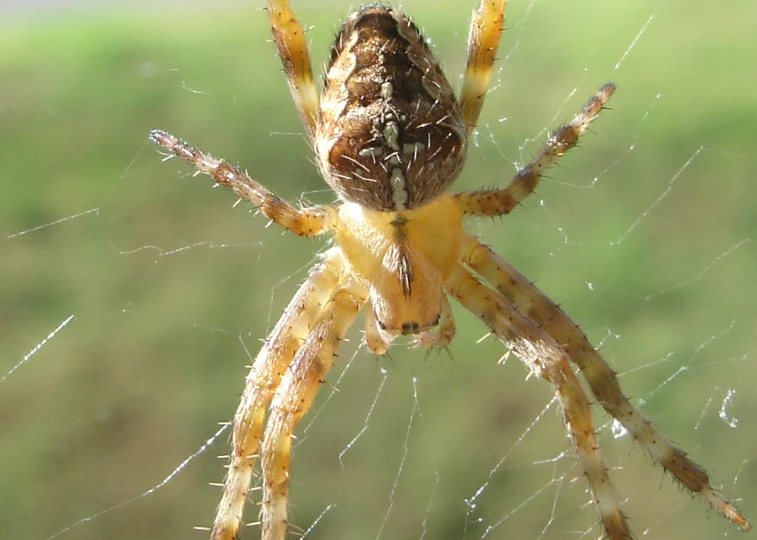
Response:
[[445, 261, 631, 539], [149, 0, 751, 536], [462, 236, 750, 532], [210, 250, 344, 540], [450, 76, 749, 531], [261, 276, 367, 539], [149, 131, 336, 237], [459, 0, 506, 134], [266, 0, 320, 136], [455, 83, 615, 217]]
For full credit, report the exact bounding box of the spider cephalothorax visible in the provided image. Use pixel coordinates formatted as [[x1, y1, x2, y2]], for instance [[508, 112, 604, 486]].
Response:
[[150, 1, 749, 539]]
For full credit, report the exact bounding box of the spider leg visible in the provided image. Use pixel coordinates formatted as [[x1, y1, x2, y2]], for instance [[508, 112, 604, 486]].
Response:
[[211, 248, 345, 540], [149, 130, 336, 237], [266, 0, 319, 136], [461, 234, 750, 532], [455, 83, 615, 217], [459, 0, 506, 135], [445, 263, 631, 539], [261, 277, 367, 540]]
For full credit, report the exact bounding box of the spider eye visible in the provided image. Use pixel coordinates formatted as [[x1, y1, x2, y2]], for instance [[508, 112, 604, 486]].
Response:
[[315, 6, 467, 212], [400, 321, 420, 335]]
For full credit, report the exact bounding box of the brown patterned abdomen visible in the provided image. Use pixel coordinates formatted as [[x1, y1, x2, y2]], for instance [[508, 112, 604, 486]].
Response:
[[316, 6, 467, 211]]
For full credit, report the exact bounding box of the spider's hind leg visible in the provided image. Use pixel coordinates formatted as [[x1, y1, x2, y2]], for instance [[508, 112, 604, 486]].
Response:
[[266, 0, 320, 135], [459, 0, 507, 135]]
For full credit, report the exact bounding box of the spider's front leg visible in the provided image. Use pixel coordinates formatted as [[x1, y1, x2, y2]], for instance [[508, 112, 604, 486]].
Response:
[[210, 248, 349, 540], [462, 235, 750, 533], [260, 276, 367, 539], [445, 262, 631, 539]]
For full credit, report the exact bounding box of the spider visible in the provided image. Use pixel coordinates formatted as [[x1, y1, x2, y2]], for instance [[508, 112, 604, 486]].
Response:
[[150, 1, 750, 538]]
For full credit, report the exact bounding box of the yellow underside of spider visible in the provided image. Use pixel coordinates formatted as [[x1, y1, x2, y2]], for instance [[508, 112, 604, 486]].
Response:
[[336, 194, 463, 343]]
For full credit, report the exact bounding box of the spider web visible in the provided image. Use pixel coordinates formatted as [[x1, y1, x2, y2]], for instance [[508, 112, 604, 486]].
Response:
[[2, 1, 756, 539]]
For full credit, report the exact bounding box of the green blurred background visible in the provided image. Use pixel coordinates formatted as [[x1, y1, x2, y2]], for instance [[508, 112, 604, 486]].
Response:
[[2, 1, 756, 539]]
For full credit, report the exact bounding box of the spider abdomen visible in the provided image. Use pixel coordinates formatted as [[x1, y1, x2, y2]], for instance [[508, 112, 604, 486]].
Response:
[[316, 5, 467, 212]]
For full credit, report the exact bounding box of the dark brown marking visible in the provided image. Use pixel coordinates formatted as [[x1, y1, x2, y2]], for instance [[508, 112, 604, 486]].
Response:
[[316, 5, 467, 211]]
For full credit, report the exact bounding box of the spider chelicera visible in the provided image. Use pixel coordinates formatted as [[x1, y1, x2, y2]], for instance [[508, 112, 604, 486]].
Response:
[[150, 1, 749, 538]]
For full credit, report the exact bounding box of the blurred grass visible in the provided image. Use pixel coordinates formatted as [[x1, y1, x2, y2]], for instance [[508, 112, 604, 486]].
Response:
[[2, 1, 756, 539]]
